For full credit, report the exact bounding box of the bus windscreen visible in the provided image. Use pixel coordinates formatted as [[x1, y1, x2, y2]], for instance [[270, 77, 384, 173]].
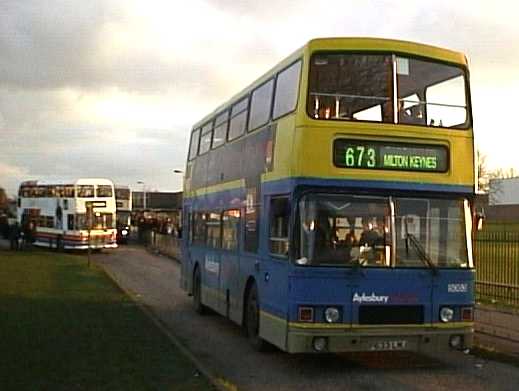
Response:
[[308, 53, 469, 128]]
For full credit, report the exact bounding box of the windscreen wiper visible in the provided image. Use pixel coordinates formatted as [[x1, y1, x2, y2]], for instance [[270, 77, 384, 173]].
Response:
[[406, 233, 438, 275]]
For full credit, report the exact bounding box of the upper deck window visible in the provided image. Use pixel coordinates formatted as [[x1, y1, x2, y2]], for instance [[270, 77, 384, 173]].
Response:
[[397, 57, 468, 128], [77, 185, 94, 198], [64, 185, 75, 197], [308, 53, 470, 129], [309, 54, 393, 122], [212, 111, 229, 149], [249, 79, 274, 131], [228, 97, 249, 141], [97, 185, 113, 197], [115, 188, 130, 200], [188, 128, 201, 160], [199, 121, 213, 155], [273, 61, 302, 119]]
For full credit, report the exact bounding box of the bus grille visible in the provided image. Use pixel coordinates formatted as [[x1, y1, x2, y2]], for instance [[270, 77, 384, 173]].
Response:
[[358, 305, 424, 325]]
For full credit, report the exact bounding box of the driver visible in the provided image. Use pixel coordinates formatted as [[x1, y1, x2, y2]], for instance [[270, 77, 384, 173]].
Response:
[[359, 221, 380, 247]]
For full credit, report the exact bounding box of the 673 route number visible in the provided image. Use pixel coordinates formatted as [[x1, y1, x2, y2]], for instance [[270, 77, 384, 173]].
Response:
[[345, 146, 376, 168]]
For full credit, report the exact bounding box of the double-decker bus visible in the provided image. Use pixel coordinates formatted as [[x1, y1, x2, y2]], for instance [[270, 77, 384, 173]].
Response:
[[115, 185, 132, 244], [17, 178, 118, 250], [180, 38, 475, 354]]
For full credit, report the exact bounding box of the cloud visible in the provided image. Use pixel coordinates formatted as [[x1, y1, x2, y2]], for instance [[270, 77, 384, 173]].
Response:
[[2, 0, 519, 196], [0, 162, 29, 195]]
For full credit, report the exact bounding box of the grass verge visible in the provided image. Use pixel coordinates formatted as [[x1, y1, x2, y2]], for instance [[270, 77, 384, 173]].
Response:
[[0, 249, 212, 391]]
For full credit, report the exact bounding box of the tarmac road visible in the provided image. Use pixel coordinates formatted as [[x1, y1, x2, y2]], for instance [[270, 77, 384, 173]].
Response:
[[94, 245, 519, 391]]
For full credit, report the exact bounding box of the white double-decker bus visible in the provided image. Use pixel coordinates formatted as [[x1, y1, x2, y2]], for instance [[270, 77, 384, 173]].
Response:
[[17, 178, 118, 250]]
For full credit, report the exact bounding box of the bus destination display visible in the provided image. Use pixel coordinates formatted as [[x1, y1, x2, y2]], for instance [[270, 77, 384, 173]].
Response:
[[333, 139, 449, 172]]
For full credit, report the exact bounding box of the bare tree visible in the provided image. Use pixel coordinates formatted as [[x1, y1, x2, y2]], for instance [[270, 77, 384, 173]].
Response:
[[477, 150, 490, 193], [477, 149, 518, 195]]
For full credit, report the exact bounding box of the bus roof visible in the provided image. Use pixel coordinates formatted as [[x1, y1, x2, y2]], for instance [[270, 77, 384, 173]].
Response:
[[19, 178, 115, 187], [306, 37, 467, 66], [192, 37, 468, 129]]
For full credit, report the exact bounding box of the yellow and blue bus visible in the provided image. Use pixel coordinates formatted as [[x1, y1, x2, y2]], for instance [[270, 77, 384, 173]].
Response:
[[180, 37, 475, 354]]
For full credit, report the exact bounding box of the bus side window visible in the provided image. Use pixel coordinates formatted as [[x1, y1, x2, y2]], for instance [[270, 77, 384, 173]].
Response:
[[193, 212, 206, 246], [222, 210, 240, 250], [206, 212, 221, 248], [273, 60, 302, 119], [67, 214, 74, 230], [228, 97, 249, 141], [269, 197, 290, 257]]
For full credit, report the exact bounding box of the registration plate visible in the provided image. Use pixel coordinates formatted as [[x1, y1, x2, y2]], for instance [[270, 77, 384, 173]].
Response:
[[370, 340, 408, 351]]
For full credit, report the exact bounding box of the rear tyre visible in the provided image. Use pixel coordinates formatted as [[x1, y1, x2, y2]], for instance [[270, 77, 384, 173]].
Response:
[[193, 267, 206, 315], [245, 283, 268, 351]]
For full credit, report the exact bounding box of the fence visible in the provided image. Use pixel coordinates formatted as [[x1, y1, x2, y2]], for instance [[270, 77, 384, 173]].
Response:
[[144, 231, 182, 261], [475, 223, 519, 307]]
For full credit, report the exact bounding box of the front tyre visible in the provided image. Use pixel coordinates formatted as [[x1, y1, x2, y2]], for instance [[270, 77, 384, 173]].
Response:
[[245, 283, 268, 351]]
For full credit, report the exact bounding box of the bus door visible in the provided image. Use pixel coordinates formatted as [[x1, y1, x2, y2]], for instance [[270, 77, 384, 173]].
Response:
[[260, 196, 291, 348], [202, 212, 221, 311], [219, 209, 241, 319], [180, 207, 191, 292]]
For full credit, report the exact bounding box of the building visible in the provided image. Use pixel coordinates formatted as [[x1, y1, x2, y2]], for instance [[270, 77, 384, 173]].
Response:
[[132, 191, 183, 234], [477, 178, 519, 222], [0, 187, 7, 211], [132, 191, 182, 210]]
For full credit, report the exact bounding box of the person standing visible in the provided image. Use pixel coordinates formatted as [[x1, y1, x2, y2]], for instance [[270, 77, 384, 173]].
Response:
[[9, 222, 20, 250]]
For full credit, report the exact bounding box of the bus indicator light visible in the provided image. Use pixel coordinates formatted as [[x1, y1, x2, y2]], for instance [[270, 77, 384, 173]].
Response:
[[298, 306, 314, 322]]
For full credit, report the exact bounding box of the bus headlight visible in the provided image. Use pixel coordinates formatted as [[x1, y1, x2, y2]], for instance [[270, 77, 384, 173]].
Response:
[[440, 307, 454, 323], [324, 307, 340, 323]]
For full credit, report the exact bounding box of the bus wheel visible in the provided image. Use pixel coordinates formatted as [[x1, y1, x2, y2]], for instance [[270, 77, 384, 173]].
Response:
[[245, 283, 267, 351], [193, 267, 206, 315]]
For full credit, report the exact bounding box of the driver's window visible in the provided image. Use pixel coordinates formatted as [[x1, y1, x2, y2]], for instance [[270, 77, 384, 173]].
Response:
[[269, 197, 290, 257]]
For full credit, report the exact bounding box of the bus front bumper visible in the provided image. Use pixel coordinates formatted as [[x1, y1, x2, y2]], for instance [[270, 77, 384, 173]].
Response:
[[286, 324, 473, 354], [65, 243, 118, 250]]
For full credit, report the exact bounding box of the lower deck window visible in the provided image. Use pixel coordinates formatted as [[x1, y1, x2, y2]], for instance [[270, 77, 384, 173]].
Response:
[[269, 197, 290, 257], [222, 210, 240, 250]]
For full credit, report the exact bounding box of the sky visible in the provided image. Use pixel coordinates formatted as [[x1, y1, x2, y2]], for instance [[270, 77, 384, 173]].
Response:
[[1, 0, 518, 196]]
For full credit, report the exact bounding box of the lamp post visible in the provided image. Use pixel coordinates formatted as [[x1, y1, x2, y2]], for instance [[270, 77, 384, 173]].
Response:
[[137, 181, 146, 210]]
